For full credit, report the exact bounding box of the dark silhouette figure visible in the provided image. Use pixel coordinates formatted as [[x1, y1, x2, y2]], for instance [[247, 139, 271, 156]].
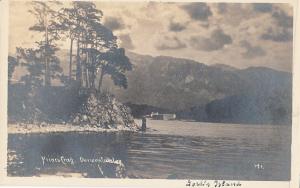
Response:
[[141, 117, 146, 131]]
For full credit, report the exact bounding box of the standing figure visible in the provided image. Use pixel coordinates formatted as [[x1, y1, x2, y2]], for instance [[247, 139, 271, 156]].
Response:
[[141, 117, 146, 131]]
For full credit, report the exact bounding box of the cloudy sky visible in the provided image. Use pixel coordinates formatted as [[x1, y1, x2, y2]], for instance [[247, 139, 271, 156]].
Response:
[[9, 1, 293, 72]]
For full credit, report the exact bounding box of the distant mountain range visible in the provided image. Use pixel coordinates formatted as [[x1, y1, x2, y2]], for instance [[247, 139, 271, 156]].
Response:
[[108, 51, 292, 125], [13, 50, 292, 125]]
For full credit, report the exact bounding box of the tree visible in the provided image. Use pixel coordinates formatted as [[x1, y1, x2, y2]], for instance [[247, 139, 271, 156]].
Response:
[[80, 21, 118, 89], [8, 56, 19, 85], [62, 2, 103, 85], [29, 1, 132, 92], [76, 14, 132, 92], [28, 1, 63, 86], [96, 48, 132, 92], [56, 6, 80, 81], [17, 47, 44, 88], [16, 44, 63, 88]]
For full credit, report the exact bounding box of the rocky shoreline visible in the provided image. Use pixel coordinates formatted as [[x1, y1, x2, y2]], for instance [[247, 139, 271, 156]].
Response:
[[8, 123, 138, 134]]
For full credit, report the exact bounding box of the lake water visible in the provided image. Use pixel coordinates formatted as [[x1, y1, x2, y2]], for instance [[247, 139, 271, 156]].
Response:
[[7, 119, 291, 180]]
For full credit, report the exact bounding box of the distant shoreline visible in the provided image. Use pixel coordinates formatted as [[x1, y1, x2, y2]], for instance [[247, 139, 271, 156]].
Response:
[[7, 119, 290, 135]]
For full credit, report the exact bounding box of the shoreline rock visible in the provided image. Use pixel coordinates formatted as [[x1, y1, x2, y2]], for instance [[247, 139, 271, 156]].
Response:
[[7, 123, 138, 134], [72, 92, 139, 130]]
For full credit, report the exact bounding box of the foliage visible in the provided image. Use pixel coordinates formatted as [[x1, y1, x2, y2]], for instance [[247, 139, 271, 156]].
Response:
[[16, 44, 63, 88], [27, 1, 65, 86], [8, 1, 134, 128], [96, 48, 132, 89], [8, 56, 19, 83], [55, 2, 131, 91]]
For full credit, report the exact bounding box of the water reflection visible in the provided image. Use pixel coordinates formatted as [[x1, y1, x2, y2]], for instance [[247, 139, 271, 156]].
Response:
[[8, 130, 290, 180]]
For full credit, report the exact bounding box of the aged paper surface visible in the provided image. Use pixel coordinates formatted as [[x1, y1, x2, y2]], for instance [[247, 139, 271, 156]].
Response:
[[0, 0, 299, 187]]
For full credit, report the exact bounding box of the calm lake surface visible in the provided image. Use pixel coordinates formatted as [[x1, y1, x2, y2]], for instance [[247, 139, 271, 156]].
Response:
[[7, 119, 291, 180]]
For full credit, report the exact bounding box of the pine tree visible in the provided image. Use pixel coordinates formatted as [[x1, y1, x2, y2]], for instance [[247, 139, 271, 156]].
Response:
[[57, 2, 132, 91], [96, 48, 132, 92], [28, 1, 63, 86]]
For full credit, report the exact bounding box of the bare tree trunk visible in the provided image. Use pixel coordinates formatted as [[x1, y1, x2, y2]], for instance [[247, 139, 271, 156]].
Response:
[[45, 58, 50, 86], [90, 55, 96, 89], [44, 13, 50, 86], [98, 67, 104, 92], [76, 38, 81, 86], [85, 50, 89, 88], [90, 68, 95, 89], [69, 38, 74, 81], [45, 55, 49, 86], [80, 36, 85, 86]]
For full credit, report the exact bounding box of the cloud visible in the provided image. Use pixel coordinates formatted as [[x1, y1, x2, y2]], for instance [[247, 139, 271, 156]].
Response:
[[104, 17, 125, 31], [272, 9, 293, 28], [213, 4, 255, 26], [9, 1, 293, 72], [156, 36, 186, 50], [182, 3, 212, 21], [253, 3, 273, 13], [261, 27, 292, 42], [169, 21, 186, 32], [119, 34, 135, 50], [260, 7, 293, 42], [190, 29, 232, 51], [240, 40, 266, 59]]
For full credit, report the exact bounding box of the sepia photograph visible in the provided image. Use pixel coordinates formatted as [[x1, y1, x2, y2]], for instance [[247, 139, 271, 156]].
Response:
[[4, 0, 293, 182]]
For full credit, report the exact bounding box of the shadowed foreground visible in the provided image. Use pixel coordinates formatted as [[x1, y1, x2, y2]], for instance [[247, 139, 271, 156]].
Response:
[[7, 120, 290, 180]]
